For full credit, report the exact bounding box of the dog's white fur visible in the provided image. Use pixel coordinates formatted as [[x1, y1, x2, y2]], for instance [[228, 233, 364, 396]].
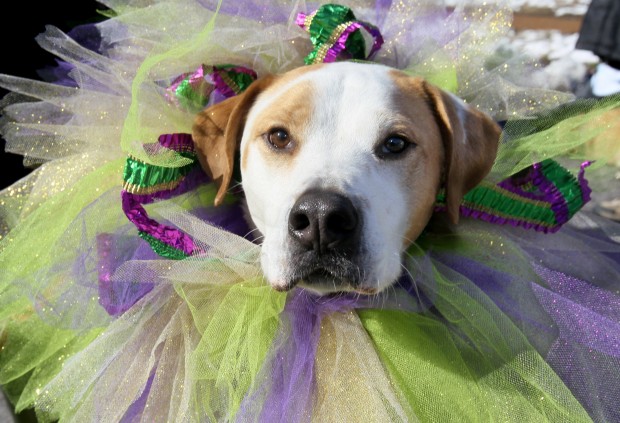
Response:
[[193, 62, 500, 294]]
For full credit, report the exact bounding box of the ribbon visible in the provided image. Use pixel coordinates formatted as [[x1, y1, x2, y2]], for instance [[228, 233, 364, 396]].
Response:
[[165, 64, 258, 112], [296, 4, 384, 65], [120, 65, 258, 259], [435, 159, 592, 233], [121, 133, 206, 259]]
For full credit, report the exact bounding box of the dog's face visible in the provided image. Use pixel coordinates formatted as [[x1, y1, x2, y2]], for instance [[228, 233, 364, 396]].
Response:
[[193, 62, 500, 294]]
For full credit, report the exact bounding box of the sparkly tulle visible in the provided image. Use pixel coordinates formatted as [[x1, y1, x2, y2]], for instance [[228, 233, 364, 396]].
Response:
[[4, 188, 618, 421], [1, 1, 620, 422]]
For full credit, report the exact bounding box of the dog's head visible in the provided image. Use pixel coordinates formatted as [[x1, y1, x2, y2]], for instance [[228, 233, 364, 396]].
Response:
[[193, 62, 500, 294]]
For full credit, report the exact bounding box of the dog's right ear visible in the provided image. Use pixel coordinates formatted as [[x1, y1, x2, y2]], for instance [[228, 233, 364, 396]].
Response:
[[192, 76, 276, 206]]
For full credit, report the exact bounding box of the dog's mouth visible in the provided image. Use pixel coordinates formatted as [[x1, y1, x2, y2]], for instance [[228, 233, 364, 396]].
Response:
[[304, 268, 341, 284], [277, 252, 366, 294], [300, 268, 354, 292]]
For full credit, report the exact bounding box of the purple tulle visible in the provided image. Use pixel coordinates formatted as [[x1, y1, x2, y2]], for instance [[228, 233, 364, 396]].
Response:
[[67, 23, 103, 53], [37, 23, 102, 87], [37, 60, 79, 88], [192, 201, 254, 240], [237, 290, 357, 422], [427, 222, 620, 423], [197, 0, 299, 24], [97, 233, 158, 317], [377, 8, 467, 68], [534, 266, 620, 422], [534, 275, 620, 357], [119, 370, 156, 422]]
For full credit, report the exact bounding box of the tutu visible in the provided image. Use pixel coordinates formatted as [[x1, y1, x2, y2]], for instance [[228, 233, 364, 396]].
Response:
[[1, 1, 620, 422]]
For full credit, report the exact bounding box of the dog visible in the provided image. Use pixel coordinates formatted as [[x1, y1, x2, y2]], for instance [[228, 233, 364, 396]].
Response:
[[192, 62, 500, 294]]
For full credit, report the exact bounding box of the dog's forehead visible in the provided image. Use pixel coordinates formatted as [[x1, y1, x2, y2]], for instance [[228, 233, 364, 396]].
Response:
[[276, 62, 394, 97], [248, 63, 408, 132]]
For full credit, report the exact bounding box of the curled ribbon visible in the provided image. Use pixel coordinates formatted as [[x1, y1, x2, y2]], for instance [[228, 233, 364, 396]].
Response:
[[296, 4, 384, 64]]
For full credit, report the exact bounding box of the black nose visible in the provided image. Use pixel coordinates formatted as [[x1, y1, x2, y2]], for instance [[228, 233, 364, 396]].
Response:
[[288, 190, 360, 254]]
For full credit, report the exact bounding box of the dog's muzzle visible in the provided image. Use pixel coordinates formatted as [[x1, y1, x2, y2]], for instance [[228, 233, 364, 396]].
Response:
[[283, 189, 363, 291]]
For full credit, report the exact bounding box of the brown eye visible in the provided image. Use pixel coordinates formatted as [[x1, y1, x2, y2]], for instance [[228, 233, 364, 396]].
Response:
[[377, 135, 412, 159], [383, 136, 407, 154], [267, 128, 291, 149]]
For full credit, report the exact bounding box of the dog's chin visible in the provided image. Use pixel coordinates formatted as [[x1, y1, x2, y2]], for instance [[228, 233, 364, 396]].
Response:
[[296, 269, 357, 294], [278, 268, 384, 296], [271, 267, 389, 295], [266, 246, 393, 295]]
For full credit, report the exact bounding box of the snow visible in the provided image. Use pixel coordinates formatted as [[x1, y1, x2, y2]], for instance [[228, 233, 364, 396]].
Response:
[[479, 0, 598, 92], [496, 29, 599, 92], [444, 0, 590, 16]]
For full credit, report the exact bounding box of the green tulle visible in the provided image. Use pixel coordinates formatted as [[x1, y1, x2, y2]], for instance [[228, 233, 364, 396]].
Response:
[[15, 326, 101, 414], [0, 159, 124, 294], [0, 161, 125, 415], [0, 305, 101, 413], [359, 307, 591, 422], [492, 94, 620, 180], [178, 280, 286, 420]]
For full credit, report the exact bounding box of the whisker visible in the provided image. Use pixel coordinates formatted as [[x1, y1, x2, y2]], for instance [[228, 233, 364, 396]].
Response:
[[386, 279, 396, 309], [381, 284, 394, 309], [249, 234, 265, 246], [400, 234, 422, 248], [399, 259, 422, 306], [244, 227, 262, 238], [372, 283, 379, 308]]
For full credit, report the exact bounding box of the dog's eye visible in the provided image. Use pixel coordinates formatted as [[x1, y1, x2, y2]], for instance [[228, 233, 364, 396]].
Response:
[[267, 128, 291, 149], [379, 136, 409, 157]]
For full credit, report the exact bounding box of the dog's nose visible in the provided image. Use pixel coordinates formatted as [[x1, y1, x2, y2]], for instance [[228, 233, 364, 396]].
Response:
[[288, 190, 360, 253]]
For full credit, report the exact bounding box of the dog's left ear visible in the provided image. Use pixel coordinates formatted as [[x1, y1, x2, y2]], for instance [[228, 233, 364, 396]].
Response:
[[422, 81, 501, 224], [192, 76, 276, 206]]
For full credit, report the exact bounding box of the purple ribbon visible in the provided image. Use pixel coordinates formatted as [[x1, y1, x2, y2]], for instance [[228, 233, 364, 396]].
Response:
[[121, 133, 210, 257], [503, 162, 571, 226]]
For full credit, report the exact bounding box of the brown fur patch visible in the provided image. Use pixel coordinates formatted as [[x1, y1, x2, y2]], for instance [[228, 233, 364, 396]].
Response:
[[389, 69, 500, 241], [241, 71, 318, 172], [389, 70, 445, 247]]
